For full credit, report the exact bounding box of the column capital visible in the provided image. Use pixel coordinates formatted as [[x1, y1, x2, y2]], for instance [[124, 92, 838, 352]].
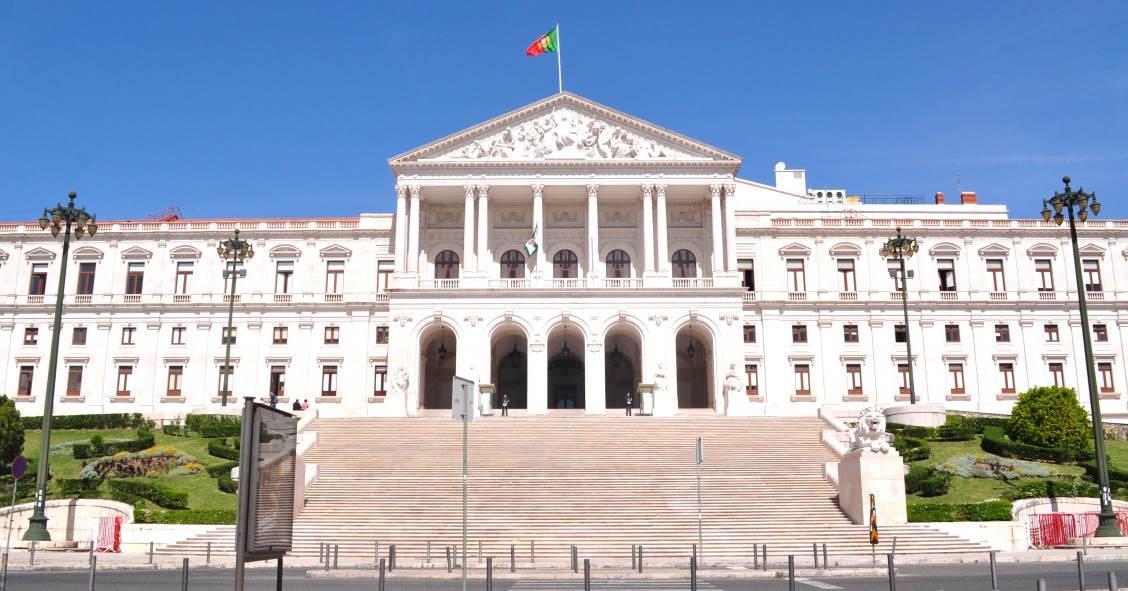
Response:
[[395, 185, 407, 199], [586, 183, 600, 198], [463, 184, 476, 197], [408, 185, 422, 199], [709, 183, 723, 198], [725, 183, 737, 196], [476, 184, 490, 196], [531, 184, 545, 198], [655, 184, 668, 197], [641, 184, 654, 198]]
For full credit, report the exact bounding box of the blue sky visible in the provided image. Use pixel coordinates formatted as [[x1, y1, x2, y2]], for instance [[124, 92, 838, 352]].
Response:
[[2, 2, 1126, 222]]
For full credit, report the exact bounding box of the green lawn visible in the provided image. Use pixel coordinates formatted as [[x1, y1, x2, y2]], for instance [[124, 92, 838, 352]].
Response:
[[20, 429, 238, 512]]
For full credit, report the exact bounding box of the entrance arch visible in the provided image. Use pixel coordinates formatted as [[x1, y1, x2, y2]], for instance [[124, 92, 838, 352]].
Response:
[[675, 325, 712, 409], [491, 330, 528, 409], [604, 326, 642, 410], [546, 324, 584, 409], [420, 324, 456, 409]]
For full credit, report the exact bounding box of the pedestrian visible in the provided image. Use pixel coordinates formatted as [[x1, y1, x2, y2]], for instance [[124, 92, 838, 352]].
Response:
[[301, 399, 310, 410], [501, 393, 509, 417], [625, 391, 633, 416], [269, 392, 278, 408], [292, 399, 302, 411]]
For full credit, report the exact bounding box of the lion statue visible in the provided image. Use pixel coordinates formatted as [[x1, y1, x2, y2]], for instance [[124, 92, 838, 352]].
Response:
[[852, 407, 893, 453]]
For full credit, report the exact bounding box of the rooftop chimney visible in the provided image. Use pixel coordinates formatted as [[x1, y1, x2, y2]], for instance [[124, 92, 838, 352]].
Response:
[[934, 192, 945, 204], [960, 191, 977, 205]]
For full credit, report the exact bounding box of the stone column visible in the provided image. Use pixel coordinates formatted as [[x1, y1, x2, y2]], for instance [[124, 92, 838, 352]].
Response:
[[655, 184, 669, 272], [724, 183, 738, 272], [586, 184, 599, 277], [407, 185, 421, 273], [641, 184, 654, 272], [527, 342, 548, 415], [710, 184, 724, 275], [532, 184, 546, 271], [476, 184, 490, 273], [394, 184, 407, 273], [463, 184, 476, 273], [585, 341, 607, 414]]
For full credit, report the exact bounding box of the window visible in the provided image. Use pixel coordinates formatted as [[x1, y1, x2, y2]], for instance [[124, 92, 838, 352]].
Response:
[[222, 327, 236, 345], [1099, 362, 1115, 393], [1083, 259, 1102, 292], [846, 364, 863, 396], [995, 324, 1010, 343], [999, 363, 1016, 395], [376, 260, 394, 292], [944, 324, 961, 343], [275, 261, 294, 293], [217, 365, 234, 396], [171, 326, 186, 345], [269, 366, 286, 397], [435, 250, 460, 279], [121, 326, 136, 345], [792, 324, 808, 344], [606, 250, 631, 278], [887, 260, 904, 291], [374, 365, 388, 396], [501, 250, 526, 279], [843, 324, 860, 343], [1044, 324, 1059, 343], [77, 262, 96, 295], [326, 260, 345, 294], [60, 365, 83, 398], [125, 262, 145, 295], [17, 366, 34, 397], [837, 259, 856, 292], [167, 366, 184, 397], [949, 363, 965, 394], [1049, 362, 1065, 387], [744, 364, 759, 396], [376, 326, 390, 345], [324, 326, 340, 345], [739, 259, 755, 292], [894, 325, 907, 343], [986, 259, 1006, 292], [23, 327, 38, 346], [742, 325, 756, 344], [116, 366, 133, 397], [322, 366, 338, 396], [937, 258, 956, 291], [72, 327, 88, 346], [29, 263, 48, 295], [897, 364, 910, 395], [174, 262, 193, 294], [553, 250, 578, 279], [272, 326, 288, 345], [1035, 259, 1054, 292], [672, 249, 697, 279], [1094, 324, 1109, 342], [786, 259, 806, 292], [794, 365, 811, 396]]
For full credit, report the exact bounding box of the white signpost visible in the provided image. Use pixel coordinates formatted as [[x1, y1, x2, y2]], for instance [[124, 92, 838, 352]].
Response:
[[452, 376, 476, 591]]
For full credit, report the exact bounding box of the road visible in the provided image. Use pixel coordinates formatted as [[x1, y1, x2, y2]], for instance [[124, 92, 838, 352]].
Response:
[[3, 560, 1124, 591]]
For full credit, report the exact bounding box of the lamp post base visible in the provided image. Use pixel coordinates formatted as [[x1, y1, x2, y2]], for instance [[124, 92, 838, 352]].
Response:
[[1095, 512, 1123, 537], [22, 514, 51, 541]]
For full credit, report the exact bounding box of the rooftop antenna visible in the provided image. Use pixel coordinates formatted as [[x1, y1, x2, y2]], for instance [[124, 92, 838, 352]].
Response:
[[957, 175, 962, 194]]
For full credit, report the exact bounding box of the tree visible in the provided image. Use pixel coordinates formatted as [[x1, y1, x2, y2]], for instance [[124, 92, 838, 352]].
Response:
[[1006, 386, 1091, 454], [0, 395, 24, 464]]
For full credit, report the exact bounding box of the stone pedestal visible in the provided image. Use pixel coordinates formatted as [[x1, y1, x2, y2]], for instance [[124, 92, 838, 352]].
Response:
[[838, 448, 907, 525]]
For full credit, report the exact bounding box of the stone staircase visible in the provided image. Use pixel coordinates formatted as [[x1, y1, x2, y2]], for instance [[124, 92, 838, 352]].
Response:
[[160, 413, 993, 562]]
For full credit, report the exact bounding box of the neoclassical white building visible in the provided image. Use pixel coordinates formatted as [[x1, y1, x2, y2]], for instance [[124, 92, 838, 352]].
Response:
[[2, 93, 1126, 420]]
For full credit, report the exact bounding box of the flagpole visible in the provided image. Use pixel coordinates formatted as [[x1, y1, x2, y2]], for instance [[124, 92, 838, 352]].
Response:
[[556, 23, 562, 93]]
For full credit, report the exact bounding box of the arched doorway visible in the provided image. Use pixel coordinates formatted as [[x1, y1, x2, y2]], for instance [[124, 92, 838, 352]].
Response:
[[546, 324, 584, 409], [421, 324, 456, 409], [491, 331, 528, 409], [604, 327, 641, 409], [675, 324, 711, 409]]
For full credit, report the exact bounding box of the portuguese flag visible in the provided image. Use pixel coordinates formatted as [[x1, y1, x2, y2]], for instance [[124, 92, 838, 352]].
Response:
[[525, 27, 558, 56]]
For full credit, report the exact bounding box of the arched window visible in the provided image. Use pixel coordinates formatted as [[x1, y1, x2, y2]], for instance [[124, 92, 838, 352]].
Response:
[[500, 250, 525, 279], [435, 250, 460, 279], [606, 250, 631, 278], [672, 249, 697, 278], [553, 250, 578, 279]]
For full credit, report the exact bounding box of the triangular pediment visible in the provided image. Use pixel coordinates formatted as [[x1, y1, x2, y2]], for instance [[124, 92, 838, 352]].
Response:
[[1079, 244, 1106, 258], [24, 247, 56, 261], [319, 244, 353, 259], [977, 243, 1010, 258], [120, 246, 153, 260], [71, 246, 105, 260], [778, 242, 811, 257], [390, 93, 740, 170]]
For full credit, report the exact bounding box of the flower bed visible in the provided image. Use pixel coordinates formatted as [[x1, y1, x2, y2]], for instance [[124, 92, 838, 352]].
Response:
[[80, 446, 204, 479], [935, 454, 1055, 481]]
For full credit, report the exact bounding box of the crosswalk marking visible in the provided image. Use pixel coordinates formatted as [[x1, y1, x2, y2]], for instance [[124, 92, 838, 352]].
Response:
[[510, 582, 723, 591], [795, 578, 843, 590]]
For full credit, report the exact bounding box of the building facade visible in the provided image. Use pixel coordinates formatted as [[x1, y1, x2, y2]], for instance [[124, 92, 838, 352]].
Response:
[[2, 93, 1125, 420]]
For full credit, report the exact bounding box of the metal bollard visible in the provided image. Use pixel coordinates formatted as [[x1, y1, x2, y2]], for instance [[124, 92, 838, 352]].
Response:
[[87, 555, 96, 591], [486, 557, 492, 591], [1108, 571, 1118, 591], [88, 542, 95, 566], [181, 557, 189, 591], [753, 543, 758, 570], [1, 550, 8, 591], [375, 540, 379, 566], [989, 551, 998, 591], [762, 544, 768, 571], [30, 541, 36, 566], [510, 544, 515, 573], [530, 540, 534, 564], [812, 543, 819, 568], [1077, 550, 1086, 591], [446, 546, 452, 573], [379, 558, 386, 591], [583, 558, 591, 591], [276, 557, 283, 591], [1036, 579, 1047, 591], [324, 546, 330, 572], [631, 545, 636, 570], [333, 544, 339, 570], [207, 541, 212, 564], [426, 540, 432, 563], [148, 541, 154, 564], [479, 540, 483, 563], [319, 542, 325, 564], [572, 545, 578, 573], [638, 545, 643, 573], [887, 553, 896, 591], [389, 544, 396, 571], [788, 555, 796, 591], [690, 554, 697, 591], [891, 536, 897, 556], [822, 543, 828, 570]]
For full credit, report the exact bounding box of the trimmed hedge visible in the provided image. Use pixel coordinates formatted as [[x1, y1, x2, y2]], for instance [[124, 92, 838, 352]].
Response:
[[106, 479, 189, 510], [892, 436, 931, 462], [206, 461, 239, 479], [1003, 479, 1099, 501], [207, 439, 240, 461], [186, 415, 241, 438], [1082, 461, 1128, 486], [73, 430, 156, 459], [109, 489, 146, 507], [135, 509, 237, 525], [22, 413, 152, 431], [218, 473, 237, 494], [962, 416, 1010, 434], [906, 500, 1013, 522], [981, 426, 1094, 464], [58, 478, 103, 497], [905, 465, 950, 497]]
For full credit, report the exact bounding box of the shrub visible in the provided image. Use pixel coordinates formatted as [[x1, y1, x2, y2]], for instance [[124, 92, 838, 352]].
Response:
[[58, 478, 103, 497], [1003, 479, 1099, 501], [185, 415, 241, 438], [935, 454, 1056, 481], [892, 436, 931, 462], [73, 429, 156, 459], [1007, 386, 1091, 454], [905, 465, 950, 497], [963, 416, 1010, 434], [22, 413, 153, 430], [135, 509, 237, 525], [206, 461, 239, 478], [90, 434, 105, 446], [936, 416, 975, 441], [0, 396, 24, 465], [981, 426, 1093, 464], [1082, 462, 1128, 486], [106, 479, 189, 509], [218, 473, 238, 494], [207, 439, 241, 461], [906, 500, 1013, 522]]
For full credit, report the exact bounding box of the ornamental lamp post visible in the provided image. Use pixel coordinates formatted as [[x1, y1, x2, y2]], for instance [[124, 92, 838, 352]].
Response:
[[880, 227, 920, 405], [217, 229, 254, 407], [1041, 176, 1120, 537], [25, 192, 97, 542]]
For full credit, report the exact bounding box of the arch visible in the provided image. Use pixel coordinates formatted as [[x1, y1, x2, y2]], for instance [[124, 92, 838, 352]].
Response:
[[268, 244, 302, 259], [490, 326, 530, 410], [71, 246, 104, 261], [672, 318, 718, 410], [604, 321, 644, 410], [545, 321, 586, 410], [828, 242, 862, 257], [927, 242, 962, 258], [419, 321, 458, 409], [553, 249, 579, 279], [1026, 243, 1059, 258], [169, 245, 202, 260], [672, 249, 697, 278], [605, 249, 631, 278], [500, 249, 526, 279], [435, 250, 460, 279]]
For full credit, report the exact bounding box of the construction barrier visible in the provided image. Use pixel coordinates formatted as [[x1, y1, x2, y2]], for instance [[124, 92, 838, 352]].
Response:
[[1029, 511, 1128, 548]]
